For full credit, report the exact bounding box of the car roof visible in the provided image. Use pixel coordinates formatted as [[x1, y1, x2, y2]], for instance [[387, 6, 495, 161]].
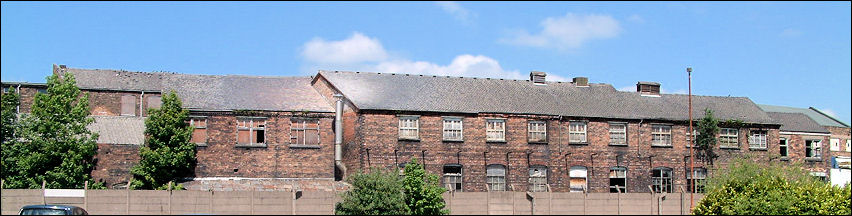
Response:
[[21, 205, 80, 210]]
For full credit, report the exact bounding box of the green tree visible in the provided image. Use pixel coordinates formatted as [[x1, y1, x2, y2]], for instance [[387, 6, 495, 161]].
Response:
[[2, 87, 21, 181], [403, 158, 449, 215], [694, 158, 851, 215], [695, 108, 720, 164], [130, 91, 197, 190], [335, 168, 410, 215], [4, 73, 104, 189]]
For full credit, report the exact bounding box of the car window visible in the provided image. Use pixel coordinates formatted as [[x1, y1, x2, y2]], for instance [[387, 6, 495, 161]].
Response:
[[20, 208, 67, 215]]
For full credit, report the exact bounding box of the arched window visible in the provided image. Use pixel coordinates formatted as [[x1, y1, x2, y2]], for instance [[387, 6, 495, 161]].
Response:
[[569, 166, 588, 192], [486, 164, 506, 191], [651, 167, 673, 193], [609, 167, 627, 193], [528, 166, 548, 192]]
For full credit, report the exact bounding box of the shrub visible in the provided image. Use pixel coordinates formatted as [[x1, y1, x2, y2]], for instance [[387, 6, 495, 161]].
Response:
[[335, 168, 409, 215]]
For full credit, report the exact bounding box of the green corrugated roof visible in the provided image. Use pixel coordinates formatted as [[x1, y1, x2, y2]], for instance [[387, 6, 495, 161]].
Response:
[[757, 104, 850, 128]]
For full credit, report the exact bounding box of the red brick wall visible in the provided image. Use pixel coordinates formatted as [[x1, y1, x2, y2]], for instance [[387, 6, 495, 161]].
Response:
[[827, 126, 851, 158], [349, 111, 783, 193], [85, 90, 161, 117], [92, 144, 141, 189]]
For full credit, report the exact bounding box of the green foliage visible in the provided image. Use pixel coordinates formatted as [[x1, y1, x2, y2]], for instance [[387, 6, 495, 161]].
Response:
[[695, 109, 720, 164], [335, 168, 410, 215], [403, 158, 449, 215], [694, 158, 851, 215], [2, 73, 105, 189], [130, 91, 196, 190], [2, 88, 21, 181]]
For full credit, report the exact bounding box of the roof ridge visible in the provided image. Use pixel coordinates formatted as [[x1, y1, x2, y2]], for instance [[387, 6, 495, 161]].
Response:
[[809, 107, 851, 127]]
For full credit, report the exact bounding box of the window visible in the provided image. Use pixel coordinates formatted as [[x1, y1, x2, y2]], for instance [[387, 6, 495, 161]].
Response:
[[749, 131, 767, 149], [442, 117, 463, 141], [36, 88, 47, 94], [830, 138, 841, 152], [651, 125, 672, 147], [719, 128, 739, 148], [651, 167, 673, 193], [779, 138, 788, 158], [687, 168, 707, 193], [528, 121, 547, 143], [847, 139, 851, 152], [398, 116, 419, 140], [806, 139, 821, 158], [486, 164, 506, 191], [529, 166, 548, 192], [609, 123, 627, 145], [810, 172, 827, 182], [569, 166, 588, 192], [236, 117, 266, 146], [147, 96, 162, 110], [189, 117, 208, 146], [120, 95, 136, 116], [486, 119, 506, 142], [291, 118, 320, 146], [610, 167, 627, 193], [569, 121, 587, 143], [443, 165, 463, 192]]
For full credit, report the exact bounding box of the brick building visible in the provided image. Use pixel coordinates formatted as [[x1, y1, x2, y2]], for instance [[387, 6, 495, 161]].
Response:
[[2, 65, 846, 192]]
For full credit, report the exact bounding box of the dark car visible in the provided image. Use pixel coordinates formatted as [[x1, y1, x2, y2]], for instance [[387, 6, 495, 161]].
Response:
[[18, 205, 88, 215]]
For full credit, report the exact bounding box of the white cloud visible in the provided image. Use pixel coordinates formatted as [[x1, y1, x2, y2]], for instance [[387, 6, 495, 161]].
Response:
[[435, 1, 476, 24], [301, 32, 558, 81], [779, 28, 802, 38], [301, 32, 389, 64], [500, 13, 622, 50], [627, 14, 645, 24]]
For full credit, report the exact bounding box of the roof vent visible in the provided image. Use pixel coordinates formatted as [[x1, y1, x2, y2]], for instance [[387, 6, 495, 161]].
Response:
[[573, 77, 589, 87], [637, 81, 661, 96], [530, 71, 547, 85]]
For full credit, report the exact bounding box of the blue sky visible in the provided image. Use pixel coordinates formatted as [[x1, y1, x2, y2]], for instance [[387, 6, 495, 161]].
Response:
[[2, 1, 850, 124]]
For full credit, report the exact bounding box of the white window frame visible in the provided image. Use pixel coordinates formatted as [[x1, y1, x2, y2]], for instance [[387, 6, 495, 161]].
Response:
[[749, 130, 767, 149], [486, 119, 506, 142], [846, 139, 851, 153], [528, 166, 548, 192], [609, 167, 627, 193], [806, 139, 822, 158], [569, 121, 588, 143], [528, 121, 547, 143], [398, 116, 420, 140], [719, 128, 739, 148], [237, 117, 267, 146], [486, 164, 506, 191], [779, 138, 788, 158], [830, 138, 841, 152], [442, 117, 464, 141], [651, 125, 672, 147], [609, 123, 627, 145]]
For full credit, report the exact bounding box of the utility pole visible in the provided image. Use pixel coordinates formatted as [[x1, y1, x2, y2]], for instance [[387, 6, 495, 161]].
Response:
[[688, 67, 694, 210]]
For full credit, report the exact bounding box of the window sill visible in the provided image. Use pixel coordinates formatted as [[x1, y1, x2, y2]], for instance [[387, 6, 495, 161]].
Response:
[[780, 157, 790, 161], [443, 139, 464, 143], [195, 143, 208, 147], [651, 145, 673, 148], [289, 144, 321, 149], [609, 143, 628, 147], [569, 142, 589, 145], [805, 157, 822, 162], [235, 143, 267, 148], [486, 140, 507, 143], [720, 147, 740, 150], [748, 148, 768, 151], [398, 138, 421, 142]]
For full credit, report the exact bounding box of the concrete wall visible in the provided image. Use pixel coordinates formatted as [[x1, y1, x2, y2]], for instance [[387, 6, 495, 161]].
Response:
[[3, 189, 702, 215]]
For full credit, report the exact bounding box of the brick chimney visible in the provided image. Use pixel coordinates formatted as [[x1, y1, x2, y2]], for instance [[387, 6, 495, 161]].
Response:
[[573, 77, 589, 87], [637, 81, 661, 96], [530, 71, 547, 84]]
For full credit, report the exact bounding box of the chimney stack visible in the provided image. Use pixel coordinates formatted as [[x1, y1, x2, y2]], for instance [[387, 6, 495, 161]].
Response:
[[530, 71, 547, 85], [573, 77, 589, 87], [637, 81, 661, 96]]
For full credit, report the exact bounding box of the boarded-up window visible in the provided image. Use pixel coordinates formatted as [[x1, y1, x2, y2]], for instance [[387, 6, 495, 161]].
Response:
[[237, 117, 266, 146], [569, 166, 587, 192], [486, 164, 506, 191], [529, 166, 548, 192], [830, 138, 841, 152], [291, 118, 320, 145], [189, 117, 207, 146], [147, 96, 162, 110], [120, 95, 136, 116]]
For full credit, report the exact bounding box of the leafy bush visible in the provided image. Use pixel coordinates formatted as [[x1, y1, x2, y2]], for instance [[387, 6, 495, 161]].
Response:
[[694, 158, 851, 215], [335, 168, 409, 215], [403, 158, 448, 215], [130, 91, 196, 190]]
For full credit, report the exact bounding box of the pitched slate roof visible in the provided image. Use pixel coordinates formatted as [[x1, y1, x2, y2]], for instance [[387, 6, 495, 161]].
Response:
[[87, 116, 146, 145], [318, 70, 777, 124], [758, 104, 850, 128], [65, 67, 334, 112], [766, 112, 830, 133]]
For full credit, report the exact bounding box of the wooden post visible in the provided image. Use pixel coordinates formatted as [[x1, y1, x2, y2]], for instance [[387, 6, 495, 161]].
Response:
[[84, 181, 89, 211], [168, 181, 173, 215], [42, 180, 46, 205]]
